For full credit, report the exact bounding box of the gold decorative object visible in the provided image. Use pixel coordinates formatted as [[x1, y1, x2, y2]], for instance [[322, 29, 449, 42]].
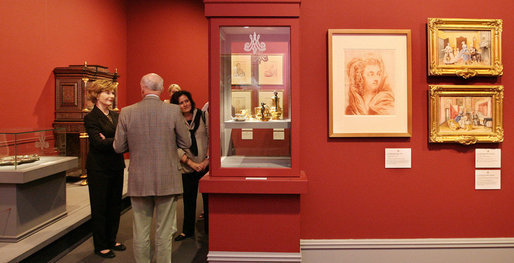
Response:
[[427, 18, 503, 78], [82, 61, 91, 112], [233, 112, 246, 121], [79, 132, 88, 186], [113, 68, 120, 111], [428, 85, 503, 144], [0, 154, 40, 166], [270, 90, 282, 120], [254, 106, 262, 120], [259, 103, 271, 121]]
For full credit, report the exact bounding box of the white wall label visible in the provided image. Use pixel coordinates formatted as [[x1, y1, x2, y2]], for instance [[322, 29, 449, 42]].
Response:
[[385, 148, 411, 168], [475, 149, 501, 168], [241, 128, 253, 140], [475, 170, 501, 190], [273, 128, 285, 140]]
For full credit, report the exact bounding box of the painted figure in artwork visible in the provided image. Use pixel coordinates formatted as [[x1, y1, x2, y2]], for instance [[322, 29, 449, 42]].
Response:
[[345, 53, 395, 115], [443, 43, 456, 64], [458, 41, 471, 64]]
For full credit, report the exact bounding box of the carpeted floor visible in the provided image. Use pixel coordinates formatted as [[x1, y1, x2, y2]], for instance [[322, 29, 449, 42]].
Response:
[[55, 194, 208, 263]]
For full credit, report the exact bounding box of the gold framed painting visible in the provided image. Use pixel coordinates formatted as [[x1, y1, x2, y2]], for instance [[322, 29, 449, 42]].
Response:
[[427, 18, 503, 79], [258, 55, 283, 85], [328, 29, 412, 137], [231, 54, 252, 85], [428, 85, 503, 145]]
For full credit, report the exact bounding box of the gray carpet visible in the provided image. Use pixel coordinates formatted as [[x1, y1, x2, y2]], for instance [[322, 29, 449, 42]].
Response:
[[56, 195, 208, 263]]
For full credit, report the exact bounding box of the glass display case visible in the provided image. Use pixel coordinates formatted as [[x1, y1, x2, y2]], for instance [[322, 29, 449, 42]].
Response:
[[219, 26, 292, 169], [0, 128, 66, 169]]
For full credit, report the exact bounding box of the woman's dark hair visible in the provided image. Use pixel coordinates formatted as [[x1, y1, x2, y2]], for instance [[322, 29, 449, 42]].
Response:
[[170, 90, 196, 113]]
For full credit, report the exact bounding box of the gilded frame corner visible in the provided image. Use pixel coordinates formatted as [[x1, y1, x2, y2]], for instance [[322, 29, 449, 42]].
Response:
[[428, 85, 503, 145], [427, 18, 503, 79]]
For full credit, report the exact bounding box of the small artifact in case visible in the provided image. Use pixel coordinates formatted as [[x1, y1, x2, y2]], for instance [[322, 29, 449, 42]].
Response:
[[0, 154, 40, 166]]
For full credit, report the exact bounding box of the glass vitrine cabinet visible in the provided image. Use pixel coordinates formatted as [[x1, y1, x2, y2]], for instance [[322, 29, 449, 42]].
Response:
[[0, 128, 66, 169], [200, 3, 305, 257], [210, 19, 300, 177]]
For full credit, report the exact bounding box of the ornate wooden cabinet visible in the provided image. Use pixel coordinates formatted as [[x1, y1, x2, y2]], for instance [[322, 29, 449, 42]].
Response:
[[52, 63, 119, 179]]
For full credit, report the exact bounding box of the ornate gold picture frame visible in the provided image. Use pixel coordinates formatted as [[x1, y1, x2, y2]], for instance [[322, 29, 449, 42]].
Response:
[[428, 85, 503, 144], [427, 18, 502, 79]]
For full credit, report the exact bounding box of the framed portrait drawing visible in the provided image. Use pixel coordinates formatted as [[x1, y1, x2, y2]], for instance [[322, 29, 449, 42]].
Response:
[[328, 29, 412, 137], [258, 55, 283, 85], [428, 85, 503, 144], [231, 54, 252, 85], [231, 90, 252, 117], [427, 18, 503, 78]]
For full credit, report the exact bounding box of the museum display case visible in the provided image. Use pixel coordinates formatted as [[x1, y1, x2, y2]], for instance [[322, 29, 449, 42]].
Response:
[[200, 3, 306, 259], [210, 19, 301, 177], [0, 128, 77, 242], [219, 26, 291, 169], [0, 128, 66, 169]]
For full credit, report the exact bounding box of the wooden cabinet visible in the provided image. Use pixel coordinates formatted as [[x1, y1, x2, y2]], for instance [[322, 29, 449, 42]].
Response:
[[52, 64, 118, 178]]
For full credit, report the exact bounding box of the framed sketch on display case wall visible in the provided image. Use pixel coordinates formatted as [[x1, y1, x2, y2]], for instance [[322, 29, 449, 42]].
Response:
[[231, 90, 252, 118], [427, 18, 503, 78], [328, 29, 412, 137], [231, 54, 252, 85], [258, 55, 283, 85], [428, 85, 503, 144]]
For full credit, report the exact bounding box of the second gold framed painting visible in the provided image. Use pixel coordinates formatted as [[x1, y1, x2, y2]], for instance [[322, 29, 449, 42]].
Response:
[[328, 29, 412, 137], [428, 85, 504, 145]]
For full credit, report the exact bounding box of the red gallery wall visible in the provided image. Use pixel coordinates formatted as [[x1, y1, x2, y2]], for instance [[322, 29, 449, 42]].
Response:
[[0, 0, 207, 130], [4, 0, 514, 250], [126, 0, 208, 107], [0, 0, 127, 130], [299, 0, 514, 239]]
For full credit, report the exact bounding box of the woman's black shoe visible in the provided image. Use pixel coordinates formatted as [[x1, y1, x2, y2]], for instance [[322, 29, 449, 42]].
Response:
[[174, 233, 192, 241], [95, 249, 115, 258], [112, 243, 126, 251]]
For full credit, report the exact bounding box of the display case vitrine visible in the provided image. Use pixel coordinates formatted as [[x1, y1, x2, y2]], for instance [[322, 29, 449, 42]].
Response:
[[200, 2, 305, 261], [211, 19, 300, 177], [0, 128, 66, 169], [200, 3, 305, 260], [0, 128, 75, 242]]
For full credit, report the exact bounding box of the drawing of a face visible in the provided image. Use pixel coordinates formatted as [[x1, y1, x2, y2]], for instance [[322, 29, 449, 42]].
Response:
[[363, 64, 381, 91]]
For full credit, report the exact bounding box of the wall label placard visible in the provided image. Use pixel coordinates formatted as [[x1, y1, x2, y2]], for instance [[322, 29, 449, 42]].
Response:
[[475, 170, 501, 190], [475, 149, 501, 168], [385, 148, 411, 168]]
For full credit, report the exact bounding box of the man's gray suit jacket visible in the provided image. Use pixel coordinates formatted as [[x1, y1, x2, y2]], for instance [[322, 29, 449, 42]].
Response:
[[113, 95, 191, 197]]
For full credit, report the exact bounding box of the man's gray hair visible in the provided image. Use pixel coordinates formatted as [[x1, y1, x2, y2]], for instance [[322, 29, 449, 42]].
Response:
[[140, 73, 164, 91]]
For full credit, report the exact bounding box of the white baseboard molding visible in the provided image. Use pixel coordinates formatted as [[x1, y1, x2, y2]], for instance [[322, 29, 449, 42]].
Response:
[[208, 251, 302, 263], [301, 238, 514, 263], [301, 237, 514, 249]]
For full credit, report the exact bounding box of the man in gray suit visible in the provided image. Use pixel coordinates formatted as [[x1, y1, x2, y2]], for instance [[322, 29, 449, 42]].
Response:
[[113, 73, 190, 263]]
